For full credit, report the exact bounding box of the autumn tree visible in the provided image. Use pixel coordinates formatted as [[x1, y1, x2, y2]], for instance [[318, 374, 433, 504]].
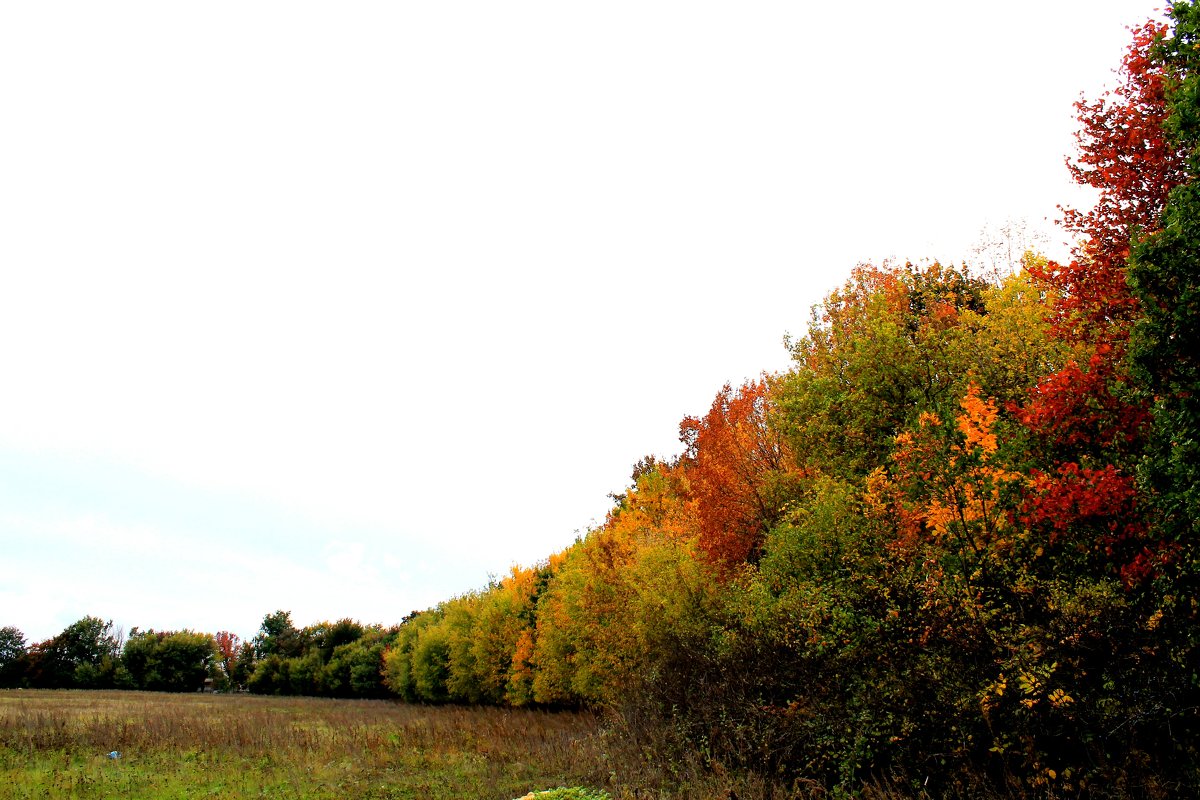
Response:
[[681, 378, 797, 566], [529, 461, 718, 716], [382, 615, 425, 701], [470, 565, 542, 705], [1117, 10, 1200, 773], [359, 13, 1200, 794], [213, 631, 240, 690], [1130, 0, 1200, 553], [1017, 19, 1191, 585], [1036, 20, 1188, 344], [779, 262, 989, 483]]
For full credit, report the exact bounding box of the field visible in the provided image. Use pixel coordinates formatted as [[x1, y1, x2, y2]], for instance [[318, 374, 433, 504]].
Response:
[[0, 690, 618, 800]]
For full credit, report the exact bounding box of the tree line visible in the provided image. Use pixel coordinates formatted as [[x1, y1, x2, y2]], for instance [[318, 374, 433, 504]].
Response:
[[4, 4, 1200, 795], [0, 611, 395, 699], [379, 7, 1200, 794]]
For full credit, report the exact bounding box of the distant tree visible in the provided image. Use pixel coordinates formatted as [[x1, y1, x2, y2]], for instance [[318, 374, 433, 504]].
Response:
[[322, 628, 395, 698], [225, 640, 254, 690], [970, 217, 1050, 278], [26, 617, 121, 689], [310, 618, 364, 663], [121, 629, 217, 692], [284, 649, 324, 696], [213, 631, 240, 691], [0, 626, 27, 688], [247, 654, 289, 695], [254, 610, 305, 659], [411, 619, 451, 703], [382, 624, 419, 701], [354, 631, 397, 697]]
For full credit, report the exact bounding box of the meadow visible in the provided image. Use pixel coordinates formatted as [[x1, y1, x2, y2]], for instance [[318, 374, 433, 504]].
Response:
[[0, 689, 942, 800], [0, 690, 619, 800]]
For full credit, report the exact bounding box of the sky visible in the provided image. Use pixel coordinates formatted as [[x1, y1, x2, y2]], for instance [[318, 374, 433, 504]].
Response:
[[0, 1, 1169, 644]]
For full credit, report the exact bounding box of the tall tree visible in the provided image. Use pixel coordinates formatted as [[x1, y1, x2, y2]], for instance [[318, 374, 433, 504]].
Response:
[[1037, 20, 1188, 345], [680, 379, 796, 566], [1129, 0, 1200, 557], [1019, 18, 1191, 583], [254, 610, 305, 659]]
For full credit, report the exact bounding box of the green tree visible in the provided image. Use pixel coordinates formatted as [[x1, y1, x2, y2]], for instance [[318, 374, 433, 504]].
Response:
[[27, 617, 121, 689], [382, 616, 425, 701], [0, 627, 27, 688], [310, 618, 365, 663], [1130, 0, 1200, 557], [285, 648, 324, 696], [122, 630, 218, 692], [247, 655, 291, 695], [778, 262, 988, 483], [1122, 5, 1200, 781], [323, 628, 394, 698], [253, 610, 306, 658], [229, 640, 256, 690]]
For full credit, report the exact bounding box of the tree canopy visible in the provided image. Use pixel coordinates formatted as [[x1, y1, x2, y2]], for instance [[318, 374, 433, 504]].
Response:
[[5, 5, 1200, 795]]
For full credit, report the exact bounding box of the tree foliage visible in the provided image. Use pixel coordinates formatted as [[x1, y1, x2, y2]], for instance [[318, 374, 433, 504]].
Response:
[[366, 17, 1200, 785], [121, 629, 217, 692], [0, 626, 27, 689], [681, 379, 796, 567], [6, 8, 1200, 795]]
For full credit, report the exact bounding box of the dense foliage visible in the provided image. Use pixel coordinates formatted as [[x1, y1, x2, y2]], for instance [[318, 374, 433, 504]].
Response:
[[5, 5, 1199, 796], [0, 612, 395, 698], [373, 7, 1200, 794]]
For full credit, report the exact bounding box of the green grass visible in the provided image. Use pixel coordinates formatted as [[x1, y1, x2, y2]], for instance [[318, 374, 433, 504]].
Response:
[[0, 690, 611, 800]]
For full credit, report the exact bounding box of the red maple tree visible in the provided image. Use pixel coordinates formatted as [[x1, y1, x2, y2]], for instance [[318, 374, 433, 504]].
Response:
[[1019, 21, 1188, 583]]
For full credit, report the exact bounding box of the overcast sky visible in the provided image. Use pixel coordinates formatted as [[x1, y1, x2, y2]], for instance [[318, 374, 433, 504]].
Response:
[[0, 1, 1166, 644]]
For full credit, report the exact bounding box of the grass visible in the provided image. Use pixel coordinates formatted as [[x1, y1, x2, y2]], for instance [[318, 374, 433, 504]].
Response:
[[0, 690, 614, 800], [3, 690, 919, 799]]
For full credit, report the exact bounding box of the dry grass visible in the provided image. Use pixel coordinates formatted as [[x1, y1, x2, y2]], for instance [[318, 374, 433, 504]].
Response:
[[0, 690, 610, 799], [0, 690, 906, 799]]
